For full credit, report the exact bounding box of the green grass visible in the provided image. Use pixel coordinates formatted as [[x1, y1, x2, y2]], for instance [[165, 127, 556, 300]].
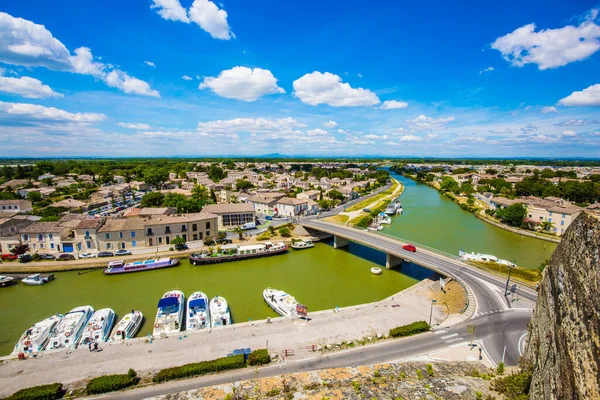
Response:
[[345, 180, 399, 212]]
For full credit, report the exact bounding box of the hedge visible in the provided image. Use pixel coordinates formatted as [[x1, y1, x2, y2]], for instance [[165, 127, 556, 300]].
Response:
[[247, 349, 271, 366], [153, 354, 245, 383], [7, 383, 63, 400], [86, 369, 138, 395], [389, 321, 430, 338]]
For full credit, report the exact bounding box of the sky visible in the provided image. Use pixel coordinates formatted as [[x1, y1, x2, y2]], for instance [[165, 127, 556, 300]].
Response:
[[0, 0, 599, 158]]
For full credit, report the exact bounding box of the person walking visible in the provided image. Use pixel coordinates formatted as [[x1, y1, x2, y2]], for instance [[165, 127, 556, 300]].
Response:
[[88, 341, 92, 352]]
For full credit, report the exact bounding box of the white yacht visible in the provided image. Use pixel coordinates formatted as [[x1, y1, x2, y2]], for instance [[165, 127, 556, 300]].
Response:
[[79, 308, 115, 347], [21, 274, 52, 286], [12, 314, 63, 355], [291, 240, 314, 250], [111, 310, 143, 341], [186, 292, 210, 331], [459, 251, 516, 267], [153, 290, 185, 337], [377, 213, 392, 224], [210, 296, 231, 327], [47, 306, 94, 350], [263, 288, 298, 318], [0, 275, 15, 287]]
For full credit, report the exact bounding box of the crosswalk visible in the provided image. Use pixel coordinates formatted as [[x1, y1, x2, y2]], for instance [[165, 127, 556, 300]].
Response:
[[433, 330, 466, 345], [473, 309, 505, 318]]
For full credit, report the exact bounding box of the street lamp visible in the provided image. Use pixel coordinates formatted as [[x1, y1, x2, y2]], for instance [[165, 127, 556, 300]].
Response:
[[504, 265, 513, 296], [429, 299, 437, 327]]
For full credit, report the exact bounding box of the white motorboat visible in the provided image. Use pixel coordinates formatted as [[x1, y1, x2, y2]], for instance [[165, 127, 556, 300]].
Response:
[[79, 308, 115, 347], [153, 290, 184, 337], [12, 314, 63, 355], [396, 207, 403, 215], [377, 213, 392, 224], [186, 292, 210, 331], [111, 310, 143, 341], [210, 296, 231, 327], [263, 288, 298, 318], [291, 240, 314, 250], [367, 225, 383, 231], [384, 201, 402, 215], [47, 306, 94, 350], [0, 275, 15, 287], [459, 250, 515, 267], [21, 274, 53, 286]]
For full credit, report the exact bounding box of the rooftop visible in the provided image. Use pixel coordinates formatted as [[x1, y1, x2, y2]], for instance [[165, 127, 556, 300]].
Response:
[[202, 203, 254, 214]]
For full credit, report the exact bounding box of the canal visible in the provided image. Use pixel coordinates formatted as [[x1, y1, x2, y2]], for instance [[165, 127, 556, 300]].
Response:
[[384, 172, 556, 269]]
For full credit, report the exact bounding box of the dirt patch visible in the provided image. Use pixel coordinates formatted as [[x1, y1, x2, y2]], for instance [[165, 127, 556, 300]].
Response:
[[323, 214, 349, 224], [430, 280, 468, 314]]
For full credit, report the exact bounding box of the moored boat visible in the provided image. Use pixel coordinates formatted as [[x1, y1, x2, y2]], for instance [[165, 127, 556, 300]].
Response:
[[186, 292, 210, 331], [0, 275, 15, 287], [377, 213, 392, 224], [153, 290, 184, 337], [190, 242, 287, 265], [12, 314, 63, 355], [22, 274, 53, 285], [111, 310, 143, 341], [459, 250, 515, 267], [291, 239, 314, 250], [385, 201, 402, 215], [79, 308, 115, 347], [210, 296, 231, 327], [47, 306, 94, 350], [104, 258, 180, 275], [263, 288, 298, 318]]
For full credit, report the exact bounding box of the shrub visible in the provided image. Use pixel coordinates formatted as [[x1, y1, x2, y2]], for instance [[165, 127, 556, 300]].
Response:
[[247, 349, 271, 366], [257, 232, 272, 241], [492, 371, 531, 400], [86, 370, 138, 394], [416, 369, 423, 379], [497, 361, 505, 375], [389, 321, 430, 338], [278, 227, 291, 237], [153, 354, 245, 383], [353, 215, 373, 228], [426, 363, 434, 377], [7, 383, 63, 400], [266, 388, 280, 396]]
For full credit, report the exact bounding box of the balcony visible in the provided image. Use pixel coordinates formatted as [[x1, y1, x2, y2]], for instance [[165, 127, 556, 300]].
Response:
[[165, 229, 171, 234]]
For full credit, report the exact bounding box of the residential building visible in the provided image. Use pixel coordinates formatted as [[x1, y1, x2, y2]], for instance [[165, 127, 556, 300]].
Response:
[[297, 190, 320, 201], [72, 219, 105, 252], [202, 203, 255, 229], [275, 197, 308, 217], [0, 200, 33, 213], [50, 198, 87, 210], [143, 212, 218, 246], [247, 195, 279, 215], [19, 222, 71, 254], [138, 207, 176, 217], [97, 218, 145, 251]]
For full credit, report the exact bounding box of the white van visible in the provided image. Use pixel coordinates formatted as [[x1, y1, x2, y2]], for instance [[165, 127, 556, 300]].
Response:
[[241, 222, 256, 230]]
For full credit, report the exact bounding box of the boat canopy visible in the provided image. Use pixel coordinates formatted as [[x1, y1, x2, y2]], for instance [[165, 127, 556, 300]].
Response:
[[158, 297, 179, 308], [189, 299, 206, 309]]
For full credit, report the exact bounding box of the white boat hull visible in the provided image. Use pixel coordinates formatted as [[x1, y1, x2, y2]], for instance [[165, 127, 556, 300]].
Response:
[[263, 289, 298, 318], [112, 311, 143, 341], [80, 308, 115, 347], [153, 290, 184, 337], [48, 306, 94, 350], [187, 292, 210, 331], [12, 314, 63, 355], [210, 296, 231, 327]]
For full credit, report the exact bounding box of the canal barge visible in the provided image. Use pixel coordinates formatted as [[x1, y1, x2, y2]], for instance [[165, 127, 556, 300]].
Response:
[[104, 258, 180, 275], [189, 242, 287, 265]]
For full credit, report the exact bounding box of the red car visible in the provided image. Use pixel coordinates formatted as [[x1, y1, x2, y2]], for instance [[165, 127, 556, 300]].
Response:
[[1, 254, 18, 260], [402, 244, 417, 253]]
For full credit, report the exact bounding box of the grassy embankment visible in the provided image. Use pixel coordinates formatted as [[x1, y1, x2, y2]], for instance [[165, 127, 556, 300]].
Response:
[[345, 179, 400, 212]]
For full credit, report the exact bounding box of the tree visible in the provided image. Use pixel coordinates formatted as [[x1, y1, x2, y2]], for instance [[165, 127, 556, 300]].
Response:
[[485, 168, 498, 175], [233, 226, 244, 241], [540, 221, 554, 232], [440, 176, 460, 194], [318, 199, 333, 210], [235, 179, 255, 192], [171, 236, 186, 246], [460, 181, 474, 196], [10, 244, 29, 255], [278, 227, 291, 237], [192, 184, 210, 201], [143, 168, 169, 189], [140, 192, 165, 207], [208, 164, 227, 182], [27, 191, 42, 203], [327, 190, 344, 201], [268, 225, 275, 236], [496, 203, 527, 227]]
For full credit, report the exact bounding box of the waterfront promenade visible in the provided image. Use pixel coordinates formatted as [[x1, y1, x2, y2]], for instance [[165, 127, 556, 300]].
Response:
[[0, 278, 447, 397]]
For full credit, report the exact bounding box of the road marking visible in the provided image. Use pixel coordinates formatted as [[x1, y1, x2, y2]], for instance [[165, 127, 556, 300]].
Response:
[[433, 330, 446, 335], [448, 341, 468, 348], [441, 333, 458, 339], [445, 337, 464, 343], [518, 333, 528, 357]]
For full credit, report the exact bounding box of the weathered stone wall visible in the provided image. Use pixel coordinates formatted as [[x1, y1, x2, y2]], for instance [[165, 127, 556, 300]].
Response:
[[525, 212, 600, 399]]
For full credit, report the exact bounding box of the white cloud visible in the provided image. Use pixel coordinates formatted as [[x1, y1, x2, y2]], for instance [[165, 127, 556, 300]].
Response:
[[520, 123, 538, 132], [323, 120, 338, 128], [405, 114, 454, 130], [0, 100, 106, 122], [199, 66, 284, 101], [488, 127, 513, 133], [182, 75, 193, 81], [292, 71, 380, 107], [554, 118, 600, 126], [151, 0, 233, 40], [399, 135, 422, 142], [562, 130, 577, 136], [197, 117, 305, 134], [491, 12, 600, 70], [558, 84, 600, 106], [541, 106, 557, 114], [144, 61, 156, 68], [307, 128, 328, 136], [479, 66, 494, 74], [357, 73, 363, 78], [118, 122, 151, 129], [365, 134, 389, 140], [0, 75, 62, 98], [0, 12, 159, 97], [337, 129, 347, 134], [380, 100, 408, 109]]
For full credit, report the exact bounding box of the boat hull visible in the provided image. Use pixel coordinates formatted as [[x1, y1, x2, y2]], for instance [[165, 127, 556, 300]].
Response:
[[190, 246, 288, 265]]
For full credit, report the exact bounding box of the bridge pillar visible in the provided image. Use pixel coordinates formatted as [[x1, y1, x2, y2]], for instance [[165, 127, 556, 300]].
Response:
[[386, 253, 402, 270], [333, 235, 350, 249]]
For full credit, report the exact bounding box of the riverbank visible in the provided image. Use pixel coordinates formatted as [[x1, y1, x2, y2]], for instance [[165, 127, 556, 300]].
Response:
[[476, 211, 561, 244], [0, 276, 458, 397]]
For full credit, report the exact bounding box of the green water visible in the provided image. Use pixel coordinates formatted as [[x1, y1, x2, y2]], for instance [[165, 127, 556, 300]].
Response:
[[0, 243, 430, 355], [384, 172, 556, 269]]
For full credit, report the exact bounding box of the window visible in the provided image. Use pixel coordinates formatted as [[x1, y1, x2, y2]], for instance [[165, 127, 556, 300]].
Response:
[[132, 240, 136, 247], [105, 233, 111, 239], [206, 221, 211, 229], [38, 234, 44, 241], [181, 224, 187, 232], [48, 233, 53, 240], [22, 234, 29, 241], [182, 234, 187, 241], [562, 213, 566, 218], [40, 243, 44, 249], [206, 231, 210, 237], [121, 242, 125, 249], [147, 228, 153, 235], [192, 223, 197, 231], [193, 234, 198, 241], [548, 218, 552, 223], [86, 241, 91, 249], [166, 236, 170, 245], [561, 220, 565, 226], [119, 232, 123, 239], [158, 237, 162, 244], [32, 243, 36, 249], [85, 231, 90, 237], [165, 226, 171, 234], [131, 231, 136, 238], [106, 243, 112, 249], [549, 211, 553, 216], [51, 243, 55, 249]]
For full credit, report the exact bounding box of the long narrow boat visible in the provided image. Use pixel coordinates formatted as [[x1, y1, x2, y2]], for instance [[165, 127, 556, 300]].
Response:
[[263, 288, 299, 318], [47, 306, 94, 350], [111, 310, 143, 341], [186, 292, 210, 331], [12, 314, 63, 355], [104, 258, 180, 275], [153, 290, 185, 337], [210, 296, 231, 327], [79, 308, 115, 347], [190, 242, 287, 265]]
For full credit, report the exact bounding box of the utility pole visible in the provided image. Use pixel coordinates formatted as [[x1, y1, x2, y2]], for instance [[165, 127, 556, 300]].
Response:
[[504, 266, 513, 296], [429, 299, 437, 327]]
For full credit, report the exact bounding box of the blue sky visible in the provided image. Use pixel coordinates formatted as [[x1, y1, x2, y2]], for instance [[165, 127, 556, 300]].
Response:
[[0, 0, 599, 157]]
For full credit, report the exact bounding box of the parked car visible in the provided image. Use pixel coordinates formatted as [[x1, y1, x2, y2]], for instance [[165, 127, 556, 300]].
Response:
[[402, 244, 417, 253], [174, 243, 188, 251], [97, 251, 114, 258], [18, 254, 32, 263], [265, 215, 273, 221], [241, 221, 256, 230], [363, 208, 372, 213], [115, 249, 132, 256], [273, 215, 290, 221], [37, 253, 56, 260], [79, 252, 97, 259], [58, 253, 75, 261], [1, 253, 18, 260]]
